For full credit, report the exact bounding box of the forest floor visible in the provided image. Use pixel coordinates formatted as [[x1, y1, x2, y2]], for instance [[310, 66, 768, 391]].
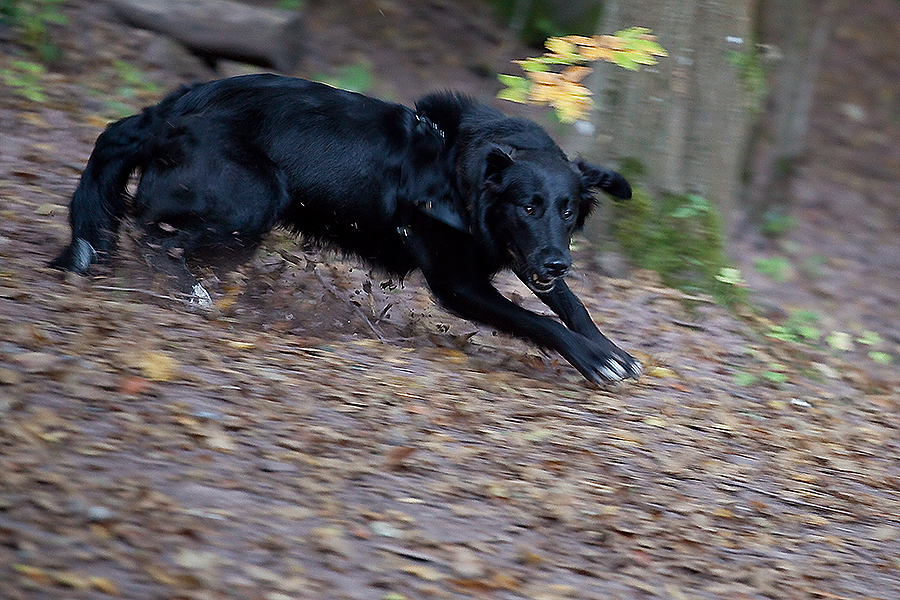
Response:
[[1, 1, 898, 599]]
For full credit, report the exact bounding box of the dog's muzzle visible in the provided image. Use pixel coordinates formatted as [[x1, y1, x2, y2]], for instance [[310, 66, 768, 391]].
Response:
[[511, 245, 570, 293], [526, 270, 558, 293]]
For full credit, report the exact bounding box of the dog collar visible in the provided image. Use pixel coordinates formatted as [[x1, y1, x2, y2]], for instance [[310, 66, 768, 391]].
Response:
[[414, 113, 445, 139]]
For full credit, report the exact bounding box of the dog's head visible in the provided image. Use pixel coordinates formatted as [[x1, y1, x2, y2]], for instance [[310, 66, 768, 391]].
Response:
[[479, 145, 631, 293]]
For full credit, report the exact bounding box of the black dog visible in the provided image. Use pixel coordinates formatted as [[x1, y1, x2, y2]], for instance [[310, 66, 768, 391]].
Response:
[[52, 74, 641, 383]]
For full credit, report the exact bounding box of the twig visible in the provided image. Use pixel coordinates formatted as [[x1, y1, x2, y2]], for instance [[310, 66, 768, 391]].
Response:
[[94, 285, 178, 302], [313, 267, 387, 344]]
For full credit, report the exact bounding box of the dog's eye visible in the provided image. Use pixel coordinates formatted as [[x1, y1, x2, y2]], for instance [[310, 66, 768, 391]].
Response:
[[563, 209, 574, 220], [523, 205, 535, 216]]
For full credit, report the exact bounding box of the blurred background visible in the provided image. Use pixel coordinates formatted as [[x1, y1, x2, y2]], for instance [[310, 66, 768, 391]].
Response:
[[2, 2, 900, 599]]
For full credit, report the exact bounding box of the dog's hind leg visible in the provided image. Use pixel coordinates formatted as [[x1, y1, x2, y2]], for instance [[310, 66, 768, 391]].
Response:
[[137, 228, 214, 310]]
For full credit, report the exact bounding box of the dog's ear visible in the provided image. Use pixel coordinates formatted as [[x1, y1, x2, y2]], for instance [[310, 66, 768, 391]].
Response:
[[576, 160, 632, 200], [484, 146, 514, 190]]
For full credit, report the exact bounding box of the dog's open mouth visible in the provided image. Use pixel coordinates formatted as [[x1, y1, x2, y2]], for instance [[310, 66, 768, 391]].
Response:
[[514, 267, 557, 293], [528, 271, 556, 292], [510, 248, 558, 293]]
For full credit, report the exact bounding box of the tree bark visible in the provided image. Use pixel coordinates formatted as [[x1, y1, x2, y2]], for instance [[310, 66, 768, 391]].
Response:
[[107, 0, 305, 73], [575, 0, 757, 240], [737, 0, 839, 237]]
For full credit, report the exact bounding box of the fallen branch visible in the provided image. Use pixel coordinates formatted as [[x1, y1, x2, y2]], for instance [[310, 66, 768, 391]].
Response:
[[106, 0, 305, 72]]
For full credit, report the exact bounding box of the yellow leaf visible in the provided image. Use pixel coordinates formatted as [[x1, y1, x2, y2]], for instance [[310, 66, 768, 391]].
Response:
[[215, 296, 237, 311], [648, 366, 677, 378], [643, 415, 666, 428], [139, 351, 177, 381], [14, 564, 50, 583], [804, 514, 829, 526], [21, 112, 51, 128], [401, 564, 445, 581], [51, 570, 91, 589], [561, 65, 591, 83], [86, 115, 112, 129], [544, 37, 578, 58], [227, 340, 255, 350]]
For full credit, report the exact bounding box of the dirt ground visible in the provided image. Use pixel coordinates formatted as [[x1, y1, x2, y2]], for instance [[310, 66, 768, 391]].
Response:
[[1, 1, 898, 599]]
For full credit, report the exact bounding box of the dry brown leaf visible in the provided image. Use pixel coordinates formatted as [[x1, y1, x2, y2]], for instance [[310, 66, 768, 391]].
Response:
[[89, 576, 121, 595]]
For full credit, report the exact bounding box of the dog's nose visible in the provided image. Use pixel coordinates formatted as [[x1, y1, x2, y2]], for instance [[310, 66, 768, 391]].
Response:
[[543, 260, 569, 278]]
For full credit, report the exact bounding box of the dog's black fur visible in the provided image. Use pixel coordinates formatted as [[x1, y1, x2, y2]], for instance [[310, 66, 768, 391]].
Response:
[[51, 74, 641, 382]]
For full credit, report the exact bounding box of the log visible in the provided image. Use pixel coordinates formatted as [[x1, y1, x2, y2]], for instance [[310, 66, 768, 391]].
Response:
[[107, 0, 305, 72]]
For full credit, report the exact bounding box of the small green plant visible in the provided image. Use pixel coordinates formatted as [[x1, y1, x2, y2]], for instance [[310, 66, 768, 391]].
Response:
[[759, 206, 797, 237], [869, 351, 893, 365], [113, 60, 163, 97], [1, 0, 67, 62], [754, 256, 792, 282], [733, 371, 757, 386], [611, 187, 744, 306], [316, 61, 373, 94], [734, 362, 789, 388], [92, 61, 165, 118], [767, 309, 821, 344], [276, 0, 304, 10], [0, 59, 47, 101]]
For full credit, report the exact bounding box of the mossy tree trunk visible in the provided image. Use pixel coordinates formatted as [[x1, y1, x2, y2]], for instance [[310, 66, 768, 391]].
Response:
[[574, 0, 757, 241]]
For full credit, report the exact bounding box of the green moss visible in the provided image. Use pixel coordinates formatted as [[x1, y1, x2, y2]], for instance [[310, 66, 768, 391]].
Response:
[[727, 45, 768, 113], [487, 0, 601, 47], [612, 187, 745, 307]]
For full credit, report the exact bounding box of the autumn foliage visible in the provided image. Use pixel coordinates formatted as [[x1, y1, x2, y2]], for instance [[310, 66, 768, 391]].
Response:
[[498, 27, 668, 122]]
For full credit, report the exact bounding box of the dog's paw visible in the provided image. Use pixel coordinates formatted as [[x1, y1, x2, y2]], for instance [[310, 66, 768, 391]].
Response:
[[596, 350, 642, 382], [565, 338, 642, 384]]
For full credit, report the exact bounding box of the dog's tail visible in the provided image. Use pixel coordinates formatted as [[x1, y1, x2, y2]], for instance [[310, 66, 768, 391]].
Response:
[[49, 110, 160, 273]]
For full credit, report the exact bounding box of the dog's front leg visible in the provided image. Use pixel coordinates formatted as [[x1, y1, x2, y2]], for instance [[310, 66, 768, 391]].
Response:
[[425, 274, 636, 383], [527, 278, 599, 337], [529, 279, 641, 379]]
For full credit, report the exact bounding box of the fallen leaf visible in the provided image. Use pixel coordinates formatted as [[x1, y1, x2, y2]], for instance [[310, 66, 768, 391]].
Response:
[[13, 564, 51, 584], [118, 375, 151, 395], [89, 576, 121, 595], [51, 570, 91, 589], [385, 445, 416, 469], [648, 366, 677, 378], [449, 547, 484, 578], [0, 367, 24, 385], [227, 340, 255, 350], [312, 527, 354, 557], [400, 564, 444, 581], [139, 351, 178, 381]]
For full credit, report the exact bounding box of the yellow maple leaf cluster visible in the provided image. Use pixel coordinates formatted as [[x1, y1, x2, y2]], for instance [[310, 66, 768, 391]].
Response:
[[526, 66, 593, 123], [499, 27, 668, 123]]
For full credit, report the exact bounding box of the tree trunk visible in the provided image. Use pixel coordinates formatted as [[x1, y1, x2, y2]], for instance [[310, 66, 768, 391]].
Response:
[[736, 0, 839, 237], [575, 0, 757, 241]]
